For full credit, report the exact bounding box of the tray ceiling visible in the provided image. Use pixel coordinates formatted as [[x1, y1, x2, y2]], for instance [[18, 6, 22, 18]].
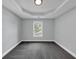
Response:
[[2, 0, 76, 19]]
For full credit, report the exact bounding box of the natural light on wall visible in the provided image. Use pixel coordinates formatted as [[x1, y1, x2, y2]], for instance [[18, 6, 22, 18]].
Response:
[[33, 21, 43, 37], [34, 0, 42, 6]]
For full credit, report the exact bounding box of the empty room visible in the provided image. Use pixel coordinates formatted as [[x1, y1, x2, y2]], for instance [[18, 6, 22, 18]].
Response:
[[2, 0, 76, 59]]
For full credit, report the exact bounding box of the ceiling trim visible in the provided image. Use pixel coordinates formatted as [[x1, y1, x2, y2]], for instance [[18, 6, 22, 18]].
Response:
[[3, 5, 76, 20], [2, 5, 23, 19], [55, 6, 76, 19], [13, 0, 69, 16], [22, 6, 76, 19]]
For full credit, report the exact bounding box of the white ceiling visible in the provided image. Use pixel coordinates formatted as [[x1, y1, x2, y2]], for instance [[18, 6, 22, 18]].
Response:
[[3, 0, 76, 19]]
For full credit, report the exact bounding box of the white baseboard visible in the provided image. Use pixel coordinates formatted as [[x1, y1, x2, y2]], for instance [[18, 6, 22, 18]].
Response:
[[54, 41, 76, 58], [21, 40, 54, 42], [2, 41, 22, 57]]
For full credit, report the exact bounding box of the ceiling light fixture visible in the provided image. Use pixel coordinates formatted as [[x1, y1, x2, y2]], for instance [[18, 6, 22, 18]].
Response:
[[34, 0, 42, 6]]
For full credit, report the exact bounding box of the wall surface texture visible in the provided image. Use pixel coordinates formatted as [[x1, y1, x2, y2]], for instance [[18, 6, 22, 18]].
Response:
[[2, 7, 21, 54], [54, 9, 76, 56], [22, 19, 54, 41]]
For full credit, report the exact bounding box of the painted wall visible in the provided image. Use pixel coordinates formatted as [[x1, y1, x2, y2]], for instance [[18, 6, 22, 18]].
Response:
[[22, 19, 54, 41], [2, 7, 21, 54], [54, 8, 76, 56]]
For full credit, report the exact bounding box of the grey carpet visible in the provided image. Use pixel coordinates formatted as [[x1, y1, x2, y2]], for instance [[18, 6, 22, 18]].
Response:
[[3, 42, 75, 59]]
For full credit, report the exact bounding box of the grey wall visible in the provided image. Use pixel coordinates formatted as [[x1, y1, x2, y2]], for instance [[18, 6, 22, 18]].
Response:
[[54, 9, 76, 56], [22, 19, 54, 41], [2, 4, 76, 58], [2, 7, 22, 54]]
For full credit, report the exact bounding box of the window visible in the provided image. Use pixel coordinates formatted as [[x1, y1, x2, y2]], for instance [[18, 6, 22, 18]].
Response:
[[33, 21, 43, 37]]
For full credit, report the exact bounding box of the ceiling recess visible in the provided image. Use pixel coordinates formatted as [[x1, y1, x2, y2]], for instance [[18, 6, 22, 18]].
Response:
[[34, 0, 42, 6]]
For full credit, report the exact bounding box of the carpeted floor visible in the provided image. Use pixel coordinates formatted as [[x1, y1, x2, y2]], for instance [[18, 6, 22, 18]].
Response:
[[3, 42, 75, 59]]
